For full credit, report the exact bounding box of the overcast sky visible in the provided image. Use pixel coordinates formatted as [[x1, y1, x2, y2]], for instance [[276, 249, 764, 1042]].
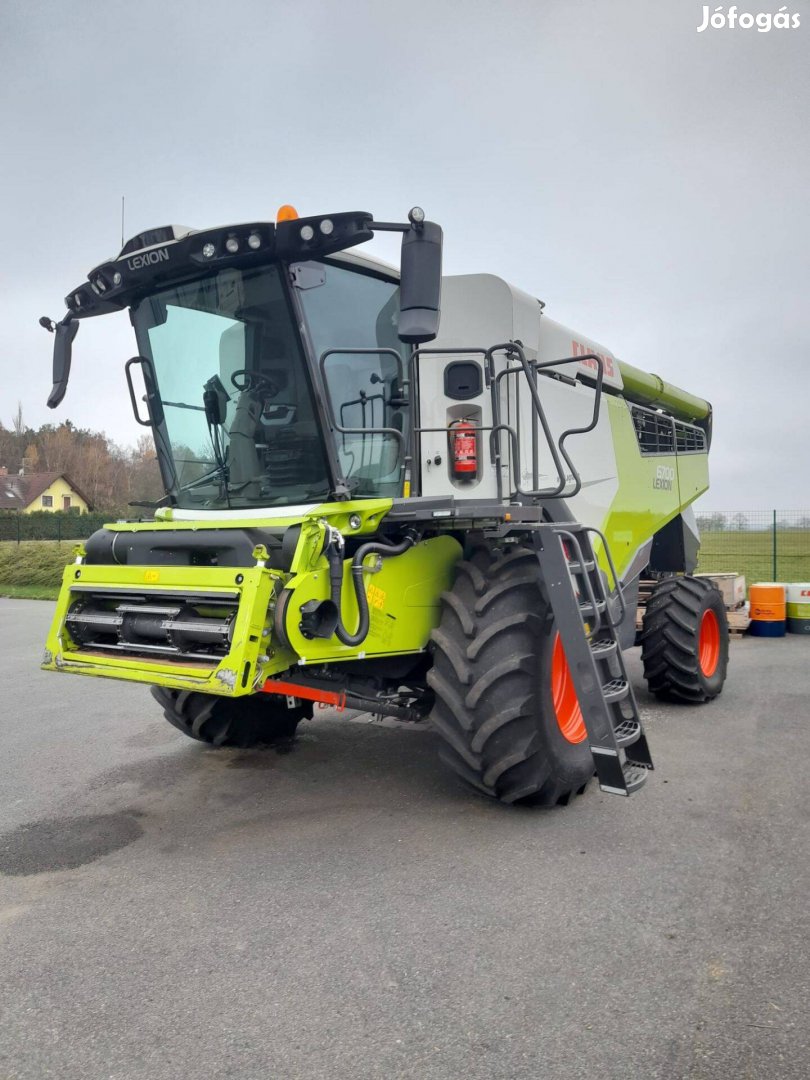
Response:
[[1, 0, 807, 508]]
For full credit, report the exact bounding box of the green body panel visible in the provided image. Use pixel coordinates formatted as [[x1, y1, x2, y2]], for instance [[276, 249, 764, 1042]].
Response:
[[600, 397, 709, 580], [675, 453, 710, 508], [283, 535, 462, 664]]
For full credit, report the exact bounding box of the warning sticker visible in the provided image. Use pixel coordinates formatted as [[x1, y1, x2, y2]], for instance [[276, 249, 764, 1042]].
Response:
[[368, 606, 394, 645], [367, 584, 386, 610]]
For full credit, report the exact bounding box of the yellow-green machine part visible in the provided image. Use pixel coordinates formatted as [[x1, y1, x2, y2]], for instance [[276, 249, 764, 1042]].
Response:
[[599, 394, 709, 578], [42, 501, 462, 697], [617, 361, 711, 422]]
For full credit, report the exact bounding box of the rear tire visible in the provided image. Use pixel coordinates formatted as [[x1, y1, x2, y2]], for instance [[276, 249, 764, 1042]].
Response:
[[427, 541, 594, 806], [640, 575, 728, 702], [151, 687, 312, 748]]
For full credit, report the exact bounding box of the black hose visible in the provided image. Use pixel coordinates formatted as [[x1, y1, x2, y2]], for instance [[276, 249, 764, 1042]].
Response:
[[330, 529, 418, 646]]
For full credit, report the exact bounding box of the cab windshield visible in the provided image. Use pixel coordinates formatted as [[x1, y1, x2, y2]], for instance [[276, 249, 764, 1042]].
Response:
[[132, 261, 408, 510]]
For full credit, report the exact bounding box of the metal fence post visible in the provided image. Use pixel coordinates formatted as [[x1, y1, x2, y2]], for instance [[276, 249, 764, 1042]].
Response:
[[773, 509, 777, 581], [16, 512, 20, 545]]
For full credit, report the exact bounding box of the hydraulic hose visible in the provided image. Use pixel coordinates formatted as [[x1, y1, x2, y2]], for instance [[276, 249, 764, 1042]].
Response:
[[328, 528, 419, 647]]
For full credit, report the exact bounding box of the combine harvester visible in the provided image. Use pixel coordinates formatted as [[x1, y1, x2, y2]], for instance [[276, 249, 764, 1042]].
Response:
[[40, 205, 728, 805]]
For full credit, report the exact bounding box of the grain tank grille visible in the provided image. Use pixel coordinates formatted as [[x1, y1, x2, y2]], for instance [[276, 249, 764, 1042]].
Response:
[[631, 404, 706, 456]]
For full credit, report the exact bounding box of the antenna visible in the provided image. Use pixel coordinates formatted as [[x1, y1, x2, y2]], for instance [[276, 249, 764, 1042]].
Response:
[[121, 196, 125, 249]]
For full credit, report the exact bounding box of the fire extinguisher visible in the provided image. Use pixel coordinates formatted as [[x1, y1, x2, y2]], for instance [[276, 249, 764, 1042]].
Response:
[[449, 418, 478, 479]]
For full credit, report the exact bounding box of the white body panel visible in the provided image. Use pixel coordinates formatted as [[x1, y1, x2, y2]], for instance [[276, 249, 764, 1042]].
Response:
[[164, 504, 318, 522], [417, 273, 621, 527]]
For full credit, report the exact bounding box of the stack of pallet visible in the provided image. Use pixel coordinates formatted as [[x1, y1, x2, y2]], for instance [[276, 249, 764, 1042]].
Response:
[[635, 574, 750, 637]]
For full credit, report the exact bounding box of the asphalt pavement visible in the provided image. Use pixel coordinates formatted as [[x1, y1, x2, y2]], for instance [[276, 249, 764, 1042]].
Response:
[[1, 598, 808, 1079]]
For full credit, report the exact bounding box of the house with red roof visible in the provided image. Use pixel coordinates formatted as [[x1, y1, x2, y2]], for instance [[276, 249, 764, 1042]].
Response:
[[0, 469, 91, 513]]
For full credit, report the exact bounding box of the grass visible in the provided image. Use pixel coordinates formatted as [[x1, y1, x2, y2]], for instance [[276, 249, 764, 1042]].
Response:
[[696, 529, 810, 587], [2, 530, 808, 603], [0, 541, 75, 600], [1, 583, 62, 600]]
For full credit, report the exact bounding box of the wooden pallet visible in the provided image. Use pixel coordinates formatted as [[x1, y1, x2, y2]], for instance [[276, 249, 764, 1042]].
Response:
[[637, 579, 657, 607], [726, 610, 751, 638]]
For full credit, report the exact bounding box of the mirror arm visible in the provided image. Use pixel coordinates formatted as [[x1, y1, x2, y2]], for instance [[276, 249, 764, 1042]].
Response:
[[367, 221, 410, 233]]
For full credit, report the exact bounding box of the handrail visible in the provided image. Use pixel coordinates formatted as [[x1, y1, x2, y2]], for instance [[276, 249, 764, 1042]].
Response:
[[490, 344, 604, 499], [553, 527, 603, 637], [583, 525, 627, 628], [534, 352, 604, 497], [318, 347, 406, 449]]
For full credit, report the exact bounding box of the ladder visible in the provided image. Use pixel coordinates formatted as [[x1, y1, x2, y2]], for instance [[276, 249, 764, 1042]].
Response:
[[533, 524, 654, 796]]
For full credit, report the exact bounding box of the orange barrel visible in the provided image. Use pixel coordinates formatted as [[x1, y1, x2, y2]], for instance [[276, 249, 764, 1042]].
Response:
[[786, 583, 810, 635], [749, 583, 786, 637]]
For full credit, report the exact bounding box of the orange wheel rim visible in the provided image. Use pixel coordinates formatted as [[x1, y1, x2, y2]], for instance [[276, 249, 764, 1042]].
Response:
[[552, 633, 587, 744], [699, 609, 720, 677]]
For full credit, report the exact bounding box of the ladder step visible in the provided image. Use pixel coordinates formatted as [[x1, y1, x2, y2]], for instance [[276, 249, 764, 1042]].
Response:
[[578, 600, 607, 615], [621, 760, 649, 794], [596, 759, 649, 796], [566, 560, 596, 573], [601, 678, 629, 704], [589, 637, 617, 658], [612, 716, 641, 747]]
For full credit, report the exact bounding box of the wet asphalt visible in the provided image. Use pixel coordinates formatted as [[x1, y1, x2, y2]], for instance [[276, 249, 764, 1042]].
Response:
[[1, 598, 808, 1079]]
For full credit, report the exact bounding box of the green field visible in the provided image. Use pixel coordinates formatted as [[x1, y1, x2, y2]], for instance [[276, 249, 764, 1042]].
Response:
[[2, 530, 808, 604], [0, 541, 74, 600], [696, 529, 810, 588]]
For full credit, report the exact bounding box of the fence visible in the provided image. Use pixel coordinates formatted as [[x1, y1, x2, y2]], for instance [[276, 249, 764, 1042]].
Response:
[[3, 508, 810, 584], [0, 510, 113, 543], [695, 511, 810, 584]]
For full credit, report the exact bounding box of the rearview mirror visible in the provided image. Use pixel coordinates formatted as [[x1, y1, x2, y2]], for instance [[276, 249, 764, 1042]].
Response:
[[398, 221, 442, 344], [47, 318, 79, 409]]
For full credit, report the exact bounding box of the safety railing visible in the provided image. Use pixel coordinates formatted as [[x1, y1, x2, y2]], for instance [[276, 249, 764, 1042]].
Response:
[[411, 343, 605, 501]]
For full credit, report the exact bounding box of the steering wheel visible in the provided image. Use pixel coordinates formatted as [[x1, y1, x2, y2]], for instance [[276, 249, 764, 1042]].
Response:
[[230, 369, 281, 396]]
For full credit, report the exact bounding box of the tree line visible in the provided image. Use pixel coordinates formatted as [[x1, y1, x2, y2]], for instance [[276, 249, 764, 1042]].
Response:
[[0, 404, 163, 515], [697, 512, 810, 531]]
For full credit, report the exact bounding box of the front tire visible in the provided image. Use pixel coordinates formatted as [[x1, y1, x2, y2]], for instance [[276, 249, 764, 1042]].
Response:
[[640, 576, 728, 702], [427, 542, 594, 806], [151, 687, 312, 748]]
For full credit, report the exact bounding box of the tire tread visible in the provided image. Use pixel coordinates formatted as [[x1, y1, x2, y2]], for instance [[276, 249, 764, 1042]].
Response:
[[428, 541, 594, 806], [640, 575, 729, 703]]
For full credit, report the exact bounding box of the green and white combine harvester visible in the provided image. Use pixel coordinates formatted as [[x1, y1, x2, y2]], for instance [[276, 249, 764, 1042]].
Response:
[[40, 205, 728, 805]]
